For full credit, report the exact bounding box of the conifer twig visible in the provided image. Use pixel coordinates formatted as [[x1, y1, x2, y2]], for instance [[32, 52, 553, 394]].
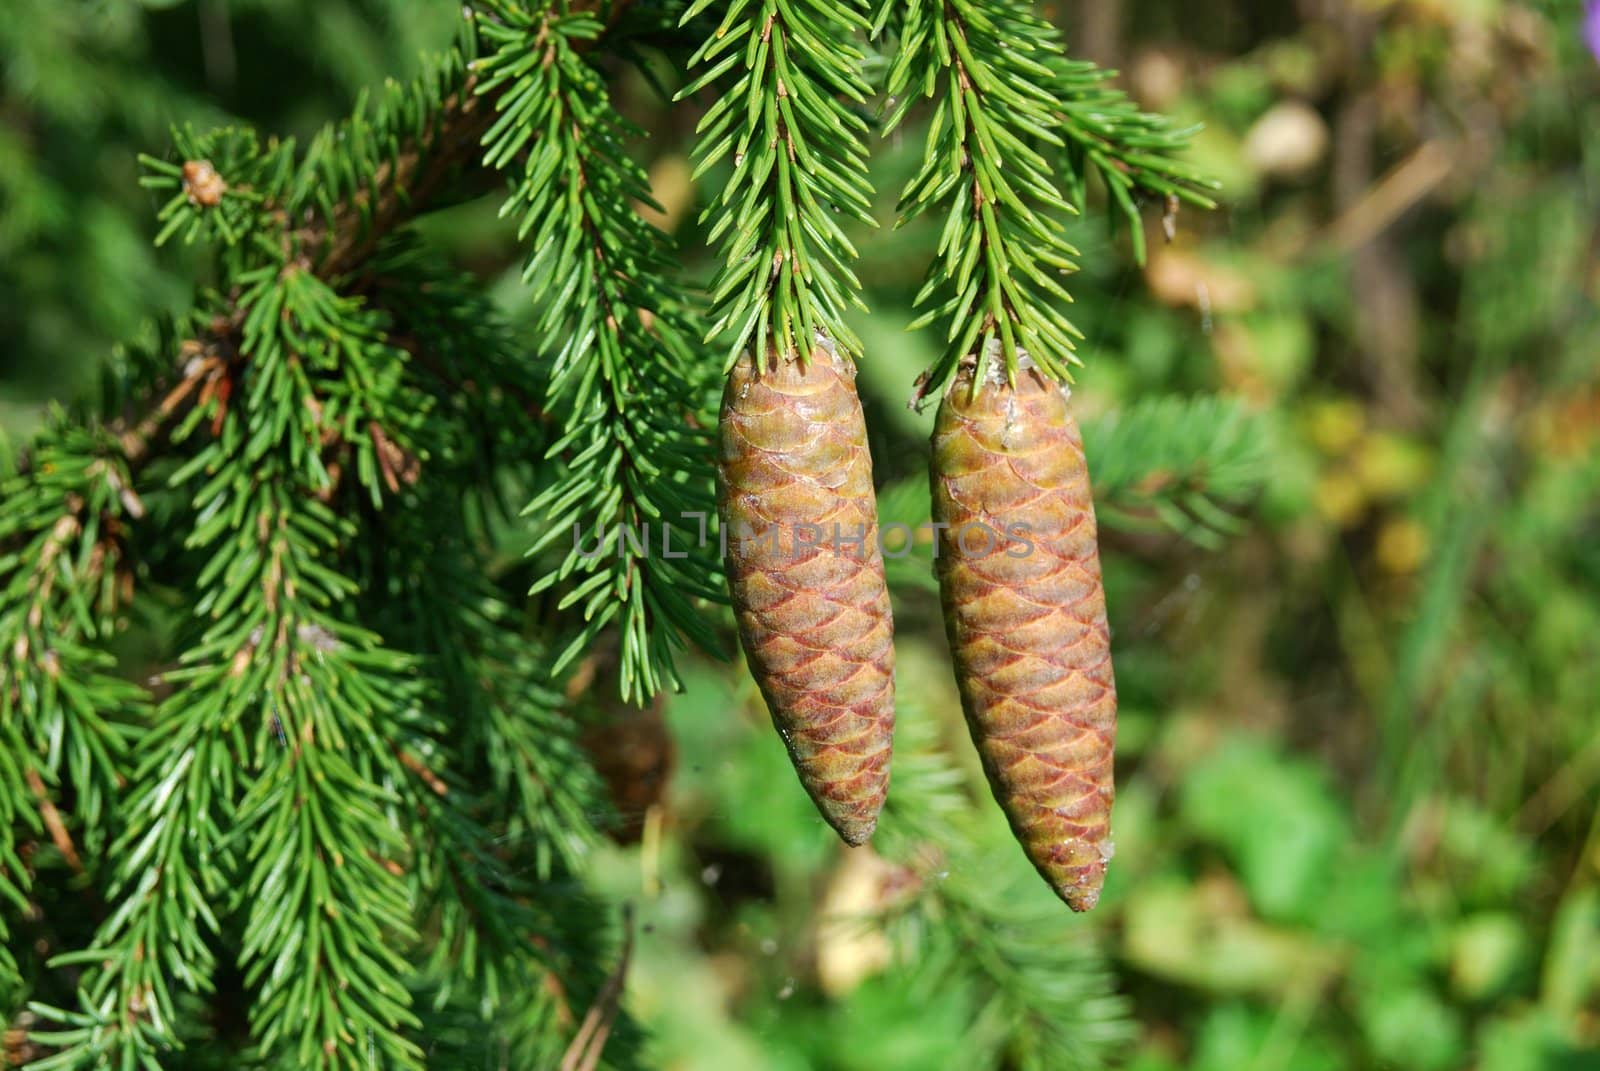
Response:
[[558, 904, 634, 1071], [879, 0, 1087, 395], [90, 0, 630, 489], [314, 79, 495, 278], [477, 2, 723, 702], [315, 0, 633, 279], [24, 768, 83, 875]]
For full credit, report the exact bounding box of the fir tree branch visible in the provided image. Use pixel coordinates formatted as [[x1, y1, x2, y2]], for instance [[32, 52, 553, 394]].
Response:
[[1045, 55, 1219, 265], [27, 267, 435, 1069], [877, 0, 1216, 396], [878, 0, 1087, 397], [0, 424, 154, 1005], [1082, 395, 1269, 547], [679, 0, 877, 367], [476, 2, 724, 704], [106, 0, 635, 480], [308, 0, 634, 279]]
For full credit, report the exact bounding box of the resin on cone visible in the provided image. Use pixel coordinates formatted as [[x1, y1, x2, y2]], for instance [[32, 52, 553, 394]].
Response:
[[718, 340, 895, 846], [931, 357, 1117, 909]]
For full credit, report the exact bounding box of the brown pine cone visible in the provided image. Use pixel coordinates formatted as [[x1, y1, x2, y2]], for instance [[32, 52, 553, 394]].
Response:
[[718, 343, 895, 846], [931, 362, 1117, 910]]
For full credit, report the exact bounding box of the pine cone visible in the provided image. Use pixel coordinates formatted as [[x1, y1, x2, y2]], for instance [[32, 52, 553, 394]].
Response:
[[931, 363, 1117, 910], [718, 344, 895, 846]]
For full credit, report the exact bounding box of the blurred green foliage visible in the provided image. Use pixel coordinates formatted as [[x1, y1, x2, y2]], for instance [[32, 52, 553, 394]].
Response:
[[3, 1, 1599, 1069]]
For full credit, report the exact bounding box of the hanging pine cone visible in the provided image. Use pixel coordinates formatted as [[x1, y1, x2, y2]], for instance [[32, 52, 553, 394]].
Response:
[[718, 341, 895, 846], [931, 359, 1117, 910]]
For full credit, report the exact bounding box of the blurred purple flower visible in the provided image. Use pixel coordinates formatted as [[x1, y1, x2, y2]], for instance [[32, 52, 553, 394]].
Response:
[[1589, 1, 1600, 63]]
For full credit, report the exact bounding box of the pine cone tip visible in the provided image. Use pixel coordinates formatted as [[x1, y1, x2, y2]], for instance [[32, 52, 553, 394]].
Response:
[[1052, 859, 1107, 913], [832, 814, 878, 848], [1064, 887, 1101, 913]]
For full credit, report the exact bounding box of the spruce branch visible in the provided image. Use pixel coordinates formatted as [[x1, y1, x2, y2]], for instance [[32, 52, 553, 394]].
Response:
[[1047, 54, 1218, 265], [878, 0, 1217, 396], [927, 874, 1132, 1071], [1082, 395, 1269, 547], [330, 228, 649, 1061], [556, 903, 632, 1071], [27, 267, 433, 1069], [310, 57, 493, 280], [879, 0, 1086, 396], [111, 314, 247, 470], [84, 0, 636, 506], [0, 423, 153, 1004], [363, 238, 556, 506], [13, 1, 656, 1060], [403, 769, 568, 1021], [189, 276, 431, 1071], [139, 127, 289, 252], [387, 679, 639, 1067], [230, 567, 426, 1071], [362, 498, 607, 877], [110, 0, 634, 485], [476, 2, 723, 704], [343, 291, 650, 1061], [0, 306, 250, 1014], [398, 789, 645, 1070], [303, 0, 633, 279], [679, 0, 878, 367], [138, 3, 630, 279], [23, 769, 82, 877]]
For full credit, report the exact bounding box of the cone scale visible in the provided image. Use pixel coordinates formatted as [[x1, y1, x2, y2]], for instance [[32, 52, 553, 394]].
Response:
[[717, 344, 895, 846], [931, 362, 1118, 910]]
